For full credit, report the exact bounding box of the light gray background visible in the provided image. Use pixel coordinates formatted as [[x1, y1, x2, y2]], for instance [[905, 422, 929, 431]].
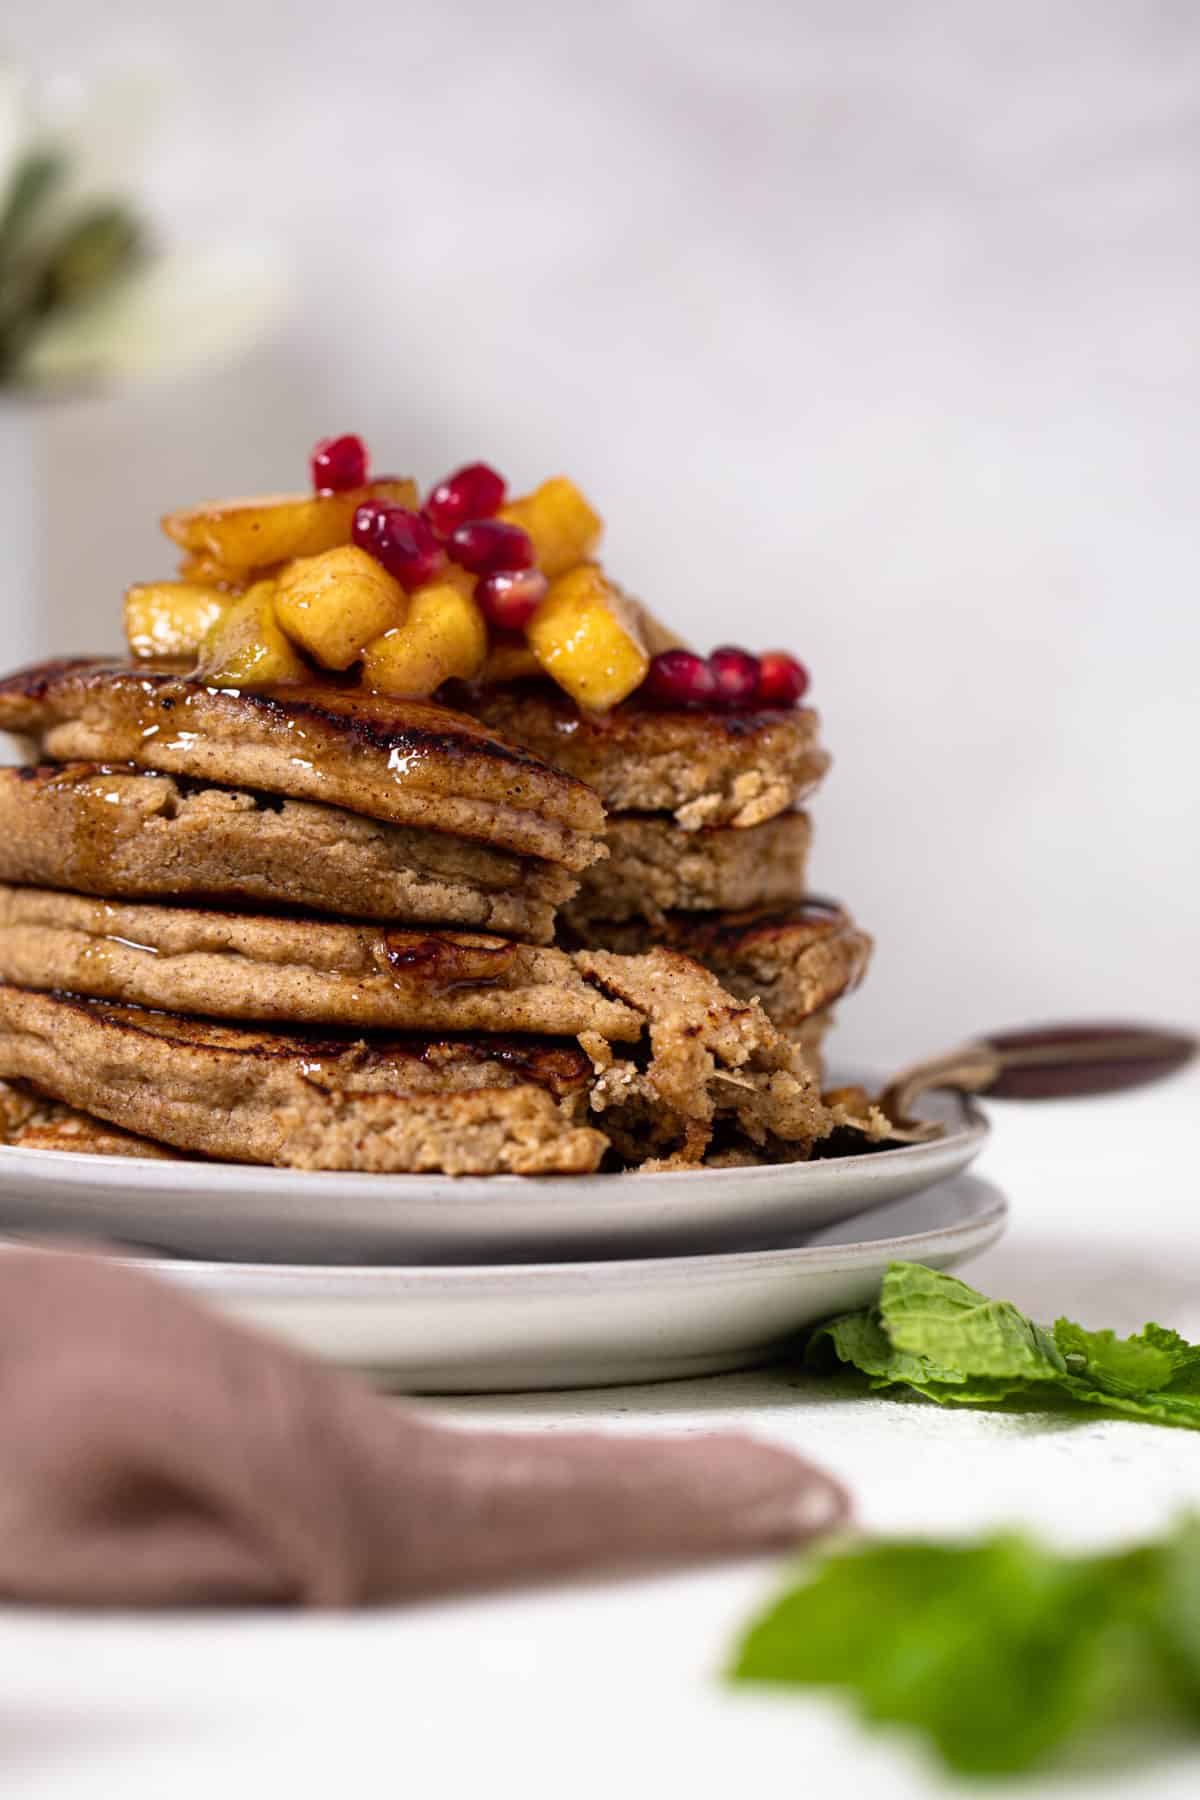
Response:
[[10, 1, 1199, 1066]]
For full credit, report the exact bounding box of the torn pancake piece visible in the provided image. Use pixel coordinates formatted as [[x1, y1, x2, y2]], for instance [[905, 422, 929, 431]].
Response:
[[577, 949, 832, 1168], [570, 900, 872, 1034]]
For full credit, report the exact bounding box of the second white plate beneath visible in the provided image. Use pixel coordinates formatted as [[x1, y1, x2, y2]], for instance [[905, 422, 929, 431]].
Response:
[[4, 1175, 1007, 1391]]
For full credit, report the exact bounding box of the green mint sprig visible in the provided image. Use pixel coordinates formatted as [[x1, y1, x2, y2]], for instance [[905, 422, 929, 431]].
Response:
[[730, 1520, 1200, 1775], [806, 1261, 1200, 1428]]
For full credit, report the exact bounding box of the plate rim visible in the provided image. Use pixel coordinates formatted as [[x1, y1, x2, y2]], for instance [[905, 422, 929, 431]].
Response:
[[86, 1174, 1007, 1290]]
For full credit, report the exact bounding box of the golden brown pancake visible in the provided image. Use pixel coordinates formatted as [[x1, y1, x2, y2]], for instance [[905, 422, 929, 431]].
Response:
[[567, 811, 812, 925], [0, 764, 575, 943], [568, 900, 872, 1032], [0, 886, 642, 1040], [0, 660, 605, 868], [0, 992, 606, 1174], [472, 682, 829, 828]]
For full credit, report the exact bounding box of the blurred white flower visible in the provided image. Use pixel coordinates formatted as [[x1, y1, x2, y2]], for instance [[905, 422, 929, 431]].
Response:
[[0, 62, 34, 200], [22, 243, 287, 386], [0, 55, 284, 392], [30, 64, 164, 246]]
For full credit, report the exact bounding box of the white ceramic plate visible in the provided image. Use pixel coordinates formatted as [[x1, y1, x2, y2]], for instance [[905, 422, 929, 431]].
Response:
[[0, 1087, 987, 1264], [35, 1175, 1004, 1392]]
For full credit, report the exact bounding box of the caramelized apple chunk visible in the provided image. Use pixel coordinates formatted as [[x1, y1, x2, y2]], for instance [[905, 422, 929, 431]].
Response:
[[480, 635, 542, 684], [124, 582, 232, 660], [499, 478, 603, 580], [274, 546, 405, 670], [361, 580, 487, 697], [527, 564, 649, 712], [175, 554, 254, 592], [195, 582, 308, 688], [162, 479, 418, 575]]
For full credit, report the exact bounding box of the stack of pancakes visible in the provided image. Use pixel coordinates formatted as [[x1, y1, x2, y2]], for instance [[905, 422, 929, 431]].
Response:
[[0, 659, 834, 1172], [474, 685, 872, 1077]]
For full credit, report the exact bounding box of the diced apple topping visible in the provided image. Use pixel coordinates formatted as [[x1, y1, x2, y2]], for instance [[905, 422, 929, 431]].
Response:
[[175, 554, 253, 592], [137, 439, 810, 715], [124, 582, 232, 660], [274, 546, 405, 670], [195, 582, 308, 689], [162, 479, 418, 576], [498, 478, 603, 580], [479, 635, 542, 685], [361, 580, 488, 697], [527, 564, 649, 711]]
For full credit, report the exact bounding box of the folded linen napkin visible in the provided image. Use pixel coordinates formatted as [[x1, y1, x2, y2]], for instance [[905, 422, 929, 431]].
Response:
[[0, 1248, 849, 1607]]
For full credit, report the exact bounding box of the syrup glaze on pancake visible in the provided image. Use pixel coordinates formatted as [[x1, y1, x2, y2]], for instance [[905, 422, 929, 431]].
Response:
[[0, 660, 605, 868], [0, 885, 643, 1039], [0, 764, 576, 942]]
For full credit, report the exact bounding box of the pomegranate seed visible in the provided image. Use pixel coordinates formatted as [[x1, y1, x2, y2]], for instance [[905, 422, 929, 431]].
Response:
[[756, 651, 809, 707], [709, 645, 762, 708], [448, 519, 534, 575], [476, 568, 548, 631], [311, 434, 368, 492], [642, 649, 718, 708], [353, 501, 444, 591], [426, 462, 507, 536]]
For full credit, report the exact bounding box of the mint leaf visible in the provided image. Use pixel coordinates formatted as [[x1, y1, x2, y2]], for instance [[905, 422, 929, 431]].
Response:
[[1055, 1320, 1200, 1395], [1056, 1379, 1200, 1431], [807, 1262, 1200, 1431], [1157, 1516, 1200, 1703], [806, 1305, 1026, 1405], [880, 1262, 1066, 1380], [731, 1527, 1194, 1775]]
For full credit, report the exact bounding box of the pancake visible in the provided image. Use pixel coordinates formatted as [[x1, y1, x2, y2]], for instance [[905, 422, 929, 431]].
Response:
[[0, 992, 607, 1174], [0, 765, 575, 943], [0, 1078, 178, 1158], [0, 886, 641, 1040], [0, 661, 605, 869], [473, 683, 829, 828], [0, 948, 832, 1172], [568, 900, 873, 1032], [577, 949, 831, 1166], [567, 811, 812, 925]]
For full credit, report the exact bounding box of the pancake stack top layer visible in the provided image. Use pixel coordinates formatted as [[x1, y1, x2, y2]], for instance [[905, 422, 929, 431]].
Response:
[[0, 442, 867, 1173]]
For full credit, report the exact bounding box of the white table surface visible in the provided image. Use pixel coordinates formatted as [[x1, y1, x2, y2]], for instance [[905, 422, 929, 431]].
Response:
[[3, 1068, 1198, 1799]]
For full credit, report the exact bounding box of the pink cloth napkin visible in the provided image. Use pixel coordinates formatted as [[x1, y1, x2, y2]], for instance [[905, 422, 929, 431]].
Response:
[[0, 1248, 849, 1607]]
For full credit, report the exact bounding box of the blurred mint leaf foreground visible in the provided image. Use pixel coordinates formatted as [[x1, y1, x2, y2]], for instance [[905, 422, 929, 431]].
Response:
[[807, 1261, 1200, 1428], [731, 1519, 1200, 1776], [0, 59, 282, 389]]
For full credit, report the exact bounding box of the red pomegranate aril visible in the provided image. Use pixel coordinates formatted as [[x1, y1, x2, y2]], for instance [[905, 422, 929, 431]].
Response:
[[425, 462, 507, 536], [448, 519, 534, 576], [353, 501, 444, 591], [709, 645, 762, 708], [311, 434, 368, 493], [756, 651, 809, 708], [476, 568, 548, 631], [643, 649, 718, 708]]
